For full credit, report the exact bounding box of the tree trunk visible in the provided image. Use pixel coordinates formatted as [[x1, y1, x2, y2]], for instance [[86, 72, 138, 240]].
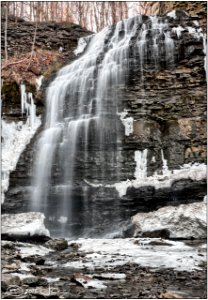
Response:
[[20, 1, 24, 18], [26, 22, 37, 70], [4, 2, 8, 61], [30, 2, 32, 21], [110, 2, 117, 24]]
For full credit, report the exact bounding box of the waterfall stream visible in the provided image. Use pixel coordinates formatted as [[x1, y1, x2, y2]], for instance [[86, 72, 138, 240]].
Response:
[[31, 15, 204, 238]]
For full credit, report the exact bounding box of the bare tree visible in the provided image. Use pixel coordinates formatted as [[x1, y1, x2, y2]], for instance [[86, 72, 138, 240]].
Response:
[[3, 1, 155, 32], [110, 2, 117, 24], [4, 2, 8, 61], [26, 21, 37, 70]]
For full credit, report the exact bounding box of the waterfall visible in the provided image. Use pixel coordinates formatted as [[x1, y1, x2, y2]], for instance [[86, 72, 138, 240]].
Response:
[[31, 15, 181, 237]]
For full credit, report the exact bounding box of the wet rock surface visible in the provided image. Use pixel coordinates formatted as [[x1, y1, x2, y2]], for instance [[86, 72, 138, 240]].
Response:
[[1, 237, 207, 299]]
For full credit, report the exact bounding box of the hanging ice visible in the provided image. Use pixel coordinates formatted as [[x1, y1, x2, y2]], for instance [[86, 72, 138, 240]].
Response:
[[1, 118, 41, 203], [134, 149, 148, 179], [20, 83, 38, 130], [1, 84, 41, 203]]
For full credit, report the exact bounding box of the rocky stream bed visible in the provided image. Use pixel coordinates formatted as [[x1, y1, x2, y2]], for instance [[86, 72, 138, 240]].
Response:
[[1, 235, 207, 299]]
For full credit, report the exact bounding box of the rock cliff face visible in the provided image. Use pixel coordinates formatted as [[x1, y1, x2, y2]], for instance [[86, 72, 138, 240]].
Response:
[[2, 11, 207, 238], [140, 1, 207, 31], [1, 16, 92, 59], [160, 1, 207, 30]]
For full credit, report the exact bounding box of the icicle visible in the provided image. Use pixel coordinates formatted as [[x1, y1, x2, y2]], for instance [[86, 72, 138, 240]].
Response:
[[134, 149, 148, 179], [20, 83, 27, 115], [1, 117, 41, 203], [20, 83, 38, 130], [161, 149, 169, 176]]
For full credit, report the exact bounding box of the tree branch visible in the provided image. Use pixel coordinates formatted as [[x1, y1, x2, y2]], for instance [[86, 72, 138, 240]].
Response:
[[1, 58, 28, 70]]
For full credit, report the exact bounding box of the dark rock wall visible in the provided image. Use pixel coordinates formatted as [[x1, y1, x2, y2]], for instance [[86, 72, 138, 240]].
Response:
[[123, 27, 206, 172], [1, 16, 92, 59]]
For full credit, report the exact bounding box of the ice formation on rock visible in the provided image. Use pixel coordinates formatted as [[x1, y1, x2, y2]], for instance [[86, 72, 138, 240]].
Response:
[[1, 117, 41, 203], [132, 201, 207, 239], [65, 238, 206, 272], [2, 212, 50, 238]]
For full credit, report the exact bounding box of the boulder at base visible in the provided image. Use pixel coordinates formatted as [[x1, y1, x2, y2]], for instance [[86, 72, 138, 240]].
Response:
[[132, 201, 206, 239], [2, 212, 50, 240]]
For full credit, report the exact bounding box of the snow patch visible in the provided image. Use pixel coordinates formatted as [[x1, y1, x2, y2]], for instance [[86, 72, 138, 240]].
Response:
[[44, 277, 60, 283], [72, 273, 107, 289], [36, 75, 44, 91], [186, 26, 203, 40], [114, 161, 206, 197], [113, 180, 131, 197], [171, 23, 204, 43], [2, 212, 50, 238], [118, 111, 134, 136], [193, 20, 199, 27], [9, 272, 35, 280], [74, 35, 94, 56], [93, 273, 126, 280], [84, 179, 103, 188], [19, 262, 33, 272], [1, 118, 41, 203], [2, 83, 41, 203], [151, 156, 156, 163], [132, 201, 207, 239], [172, 26, 185, 38], [167, 10, 176, 19], [17, 243, 51, 258], [66, 238, 206, 272], [85, 152, 206, 198]]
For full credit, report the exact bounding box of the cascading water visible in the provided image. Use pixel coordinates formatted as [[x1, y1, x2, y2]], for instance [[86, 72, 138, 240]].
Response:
[[31, 14, 203, 238], [32, 17, 145, 237]]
